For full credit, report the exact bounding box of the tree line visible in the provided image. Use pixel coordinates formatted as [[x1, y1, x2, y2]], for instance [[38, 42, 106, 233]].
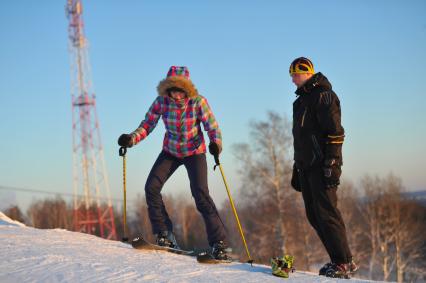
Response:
[[3, 112, 425, 282]]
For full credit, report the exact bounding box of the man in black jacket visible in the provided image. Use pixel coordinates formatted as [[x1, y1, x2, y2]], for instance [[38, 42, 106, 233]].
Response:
[[289, 57, 358, 278]]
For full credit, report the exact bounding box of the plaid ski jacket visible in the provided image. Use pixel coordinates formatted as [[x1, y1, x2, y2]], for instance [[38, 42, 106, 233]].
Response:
[[131, 95, 222, 158]]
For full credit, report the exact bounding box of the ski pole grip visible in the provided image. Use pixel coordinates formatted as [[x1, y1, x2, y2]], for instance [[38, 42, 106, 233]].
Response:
[[214, 154, 220, 166], [119, 147, 127, 157]]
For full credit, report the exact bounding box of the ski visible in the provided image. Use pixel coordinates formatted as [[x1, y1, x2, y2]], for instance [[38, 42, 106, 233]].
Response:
[[131, 236, 194, 256], [196, 251, 233, 264]]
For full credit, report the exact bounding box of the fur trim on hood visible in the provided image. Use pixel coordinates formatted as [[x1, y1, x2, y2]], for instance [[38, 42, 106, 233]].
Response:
[[157, 76, 199, 98]]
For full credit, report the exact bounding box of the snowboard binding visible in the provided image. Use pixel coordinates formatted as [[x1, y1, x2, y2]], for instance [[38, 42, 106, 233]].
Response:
[[271, 255, 295, 278]]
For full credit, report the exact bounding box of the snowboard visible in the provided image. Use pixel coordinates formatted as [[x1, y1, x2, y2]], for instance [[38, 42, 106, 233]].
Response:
[[131, 236, 233, 264], [131, 236, 194, 256]]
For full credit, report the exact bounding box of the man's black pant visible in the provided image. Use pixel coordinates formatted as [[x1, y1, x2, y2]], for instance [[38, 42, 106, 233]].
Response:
[[298, 165, 352, 264], [145, 151, 226, 246]]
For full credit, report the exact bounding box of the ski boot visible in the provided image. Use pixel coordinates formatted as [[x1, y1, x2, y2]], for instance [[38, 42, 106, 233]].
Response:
[[320, 259, 358, 277], [156, 231, 180, 249], [348, 259, 359, 274], [325, 261, 359, 279], [319, 262, 333, 276], [211, 240, 231, 261]]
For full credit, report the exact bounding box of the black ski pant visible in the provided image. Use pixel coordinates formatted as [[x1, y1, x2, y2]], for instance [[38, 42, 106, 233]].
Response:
[[297, 165, 352, 264], [145, 150, 226, 246]]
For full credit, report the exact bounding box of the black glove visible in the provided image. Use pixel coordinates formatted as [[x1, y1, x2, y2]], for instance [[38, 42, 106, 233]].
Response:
[[291, 164, 301, 192], [208, 142, 222, 156], [323, 158, 341, 189], [118, 134, 133, 148]]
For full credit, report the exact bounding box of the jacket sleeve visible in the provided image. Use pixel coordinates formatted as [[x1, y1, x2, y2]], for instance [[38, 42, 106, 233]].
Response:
[[197, 97, 222, 146], [131, 97, 163, 146], [315, 90, 345, 163]]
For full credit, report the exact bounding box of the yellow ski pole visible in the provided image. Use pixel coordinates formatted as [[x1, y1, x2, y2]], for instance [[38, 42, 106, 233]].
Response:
[[213, 154, 253, 265], [119, 147, 128, 242]]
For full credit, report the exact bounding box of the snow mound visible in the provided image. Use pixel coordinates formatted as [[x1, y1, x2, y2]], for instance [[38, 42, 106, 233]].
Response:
[[0, 222, 382, 282], [0, 211, 26, 227]]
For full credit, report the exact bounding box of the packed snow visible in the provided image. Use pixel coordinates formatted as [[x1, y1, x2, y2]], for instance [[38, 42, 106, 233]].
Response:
[[0, 212, 383, 282]]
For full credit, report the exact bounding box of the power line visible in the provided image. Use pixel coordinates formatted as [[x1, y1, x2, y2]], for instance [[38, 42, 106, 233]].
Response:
[[0, 185, 126, 203]]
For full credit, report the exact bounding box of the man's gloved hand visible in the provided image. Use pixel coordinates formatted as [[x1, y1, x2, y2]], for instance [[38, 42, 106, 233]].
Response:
[[208, 142, 222, 156], [118, 134, 133, 148], [291, 164, 301, 192], [323, 158, 341, 189]]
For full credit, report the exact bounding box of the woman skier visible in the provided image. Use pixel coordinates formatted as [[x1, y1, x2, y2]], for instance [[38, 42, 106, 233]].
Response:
[[118, 66, 229, 260]]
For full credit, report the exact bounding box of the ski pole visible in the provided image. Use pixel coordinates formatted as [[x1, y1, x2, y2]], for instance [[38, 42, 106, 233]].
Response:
[[213, 154, 254, 265], [119, 146, 128, 242]]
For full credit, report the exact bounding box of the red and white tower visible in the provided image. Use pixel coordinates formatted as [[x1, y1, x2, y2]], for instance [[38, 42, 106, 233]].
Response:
[[66, 0, 117, 240]]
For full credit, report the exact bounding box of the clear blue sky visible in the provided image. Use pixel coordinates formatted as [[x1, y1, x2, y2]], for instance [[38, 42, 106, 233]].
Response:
[[1, 0, 425, 211]]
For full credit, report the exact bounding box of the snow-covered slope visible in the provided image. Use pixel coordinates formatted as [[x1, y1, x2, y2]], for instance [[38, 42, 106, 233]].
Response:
[[0, 212, 380, 282], [0, 211, 25, 227]]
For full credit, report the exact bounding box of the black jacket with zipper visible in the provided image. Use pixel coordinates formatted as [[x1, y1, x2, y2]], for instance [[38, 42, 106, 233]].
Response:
[[292, 72, 345, 169]]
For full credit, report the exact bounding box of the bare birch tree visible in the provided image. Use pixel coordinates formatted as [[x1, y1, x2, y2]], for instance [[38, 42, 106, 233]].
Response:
[[232, 112, 293, 257]]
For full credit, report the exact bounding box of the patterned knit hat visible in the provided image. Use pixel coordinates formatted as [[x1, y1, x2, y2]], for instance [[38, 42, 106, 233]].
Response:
[[157, 66, 199, 98], [167, 66, 190, 79]]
